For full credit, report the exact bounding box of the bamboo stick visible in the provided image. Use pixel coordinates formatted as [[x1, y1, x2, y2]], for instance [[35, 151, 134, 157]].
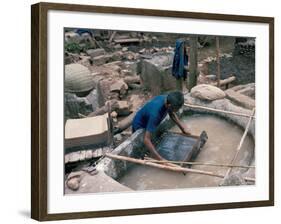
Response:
[[144, 157, 255, 169], [144, 156, 182, 169], [216, 37, 221, 87], [184, 103, 256, 119], [105, 153, 255, 182], [221, 108, 256, 182]]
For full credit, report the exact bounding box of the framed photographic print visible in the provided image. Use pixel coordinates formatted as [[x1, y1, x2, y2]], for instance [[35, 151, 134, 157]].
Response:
[[31, 2, 274, 221]]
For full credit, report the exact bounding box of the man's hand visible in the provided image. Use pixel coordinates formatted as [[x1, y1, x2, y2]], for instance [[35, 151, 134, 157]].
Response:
[[182, 127, 191, 135], [169, 111, 191, 135], [144, 131, 165, 161]]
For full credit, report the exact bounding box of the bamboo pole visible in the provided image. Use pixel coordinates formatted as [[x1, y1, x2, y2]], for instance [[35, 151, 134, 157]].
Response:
[[144, 157, 255, 169], [184, 103, 256, 119], [144, 156, 182, 169], [221, 108, 256, 182], [216, 37, 221, 87], [105, 153, 255, 182]]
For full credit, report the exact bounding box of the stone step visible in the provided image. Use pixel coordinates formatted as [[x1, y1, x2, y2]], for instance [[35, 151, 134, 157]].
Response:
[[225, 89, 255, 110]]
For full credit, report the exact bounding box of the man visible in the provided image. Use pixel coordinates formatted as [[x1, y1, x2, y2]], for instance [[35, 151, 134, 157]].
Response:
[[132, 91, 190, 161]]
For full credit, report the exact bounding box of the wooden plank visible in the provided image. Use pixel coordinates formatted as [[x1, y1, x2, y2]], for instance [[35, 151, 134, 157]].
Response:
[[184, 103, 255, 119], [182, 131, 208, 163], [114, 38, 141, 44]]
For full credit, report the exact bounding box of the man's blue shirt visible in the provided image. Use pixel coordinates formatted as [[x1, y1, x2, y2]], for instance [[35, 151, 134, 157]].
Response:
[[132, 95, 168, 133]]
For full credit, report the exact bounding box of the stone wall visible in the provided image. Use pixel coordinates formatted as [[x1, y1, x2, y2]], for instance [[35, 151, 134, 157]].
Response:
[[140, 53, 177, 95]]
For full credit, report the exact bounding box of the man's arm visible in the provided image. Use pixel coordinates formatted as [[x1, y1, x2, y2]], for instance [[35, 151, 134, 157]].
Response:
[[169, 111, 191, 135], [144, 131, 165, 161]]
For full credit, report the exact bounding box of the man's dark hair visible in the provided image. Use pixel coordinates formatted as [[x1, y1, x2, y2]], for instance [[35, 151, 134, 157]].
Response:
[[167, 91, 184, 110]]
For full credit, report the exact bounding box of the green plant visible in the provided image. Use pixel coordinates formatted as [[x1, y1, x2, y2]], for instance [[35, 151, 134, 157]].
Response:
[[65, 43, 82, 53]]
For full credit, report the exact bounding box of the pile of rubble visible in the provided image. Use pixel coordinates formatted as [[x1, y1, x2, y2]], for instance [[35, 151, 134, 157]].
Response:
[[65, 29, 174, 66], [64, 30, 182, 123], [198, 38, 255, 84], [64, 31, 173, 152], [64, 60, 148, 138]]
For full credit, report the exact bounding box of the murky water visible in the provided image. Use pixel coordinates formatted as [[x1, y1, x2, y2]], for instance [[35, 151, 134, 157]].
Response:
[[118, 115, 255, 190]]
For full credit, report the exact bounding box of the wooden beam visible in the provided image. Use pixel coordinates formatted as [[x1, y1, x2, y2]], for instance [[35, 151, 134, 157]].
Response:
[[184, 103, 256, 119], [214, 76, 236, 87], [109, 31, 117, 43], [221, 108, 256, 182]]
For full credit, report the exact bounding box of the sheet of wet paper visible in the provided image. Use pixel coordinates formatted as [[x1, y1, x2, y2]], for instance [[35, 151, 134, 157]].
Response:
[[156, 132, 197, 161]]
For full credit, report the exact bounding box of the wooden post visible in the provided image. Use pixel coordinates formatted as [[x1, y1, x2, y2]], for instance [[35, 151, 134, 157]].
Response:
[[109, 31, 117, 43], [216, 36, 221, 87], [176, 79, 183, 91], [188, 36, 198, 90]]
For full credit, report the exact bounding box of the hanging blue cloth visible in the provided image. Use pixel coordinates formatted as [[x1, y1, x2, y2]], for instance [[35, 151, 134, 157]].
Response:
[[76, 28, 93, 37], [172, 39, 188, 80]]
